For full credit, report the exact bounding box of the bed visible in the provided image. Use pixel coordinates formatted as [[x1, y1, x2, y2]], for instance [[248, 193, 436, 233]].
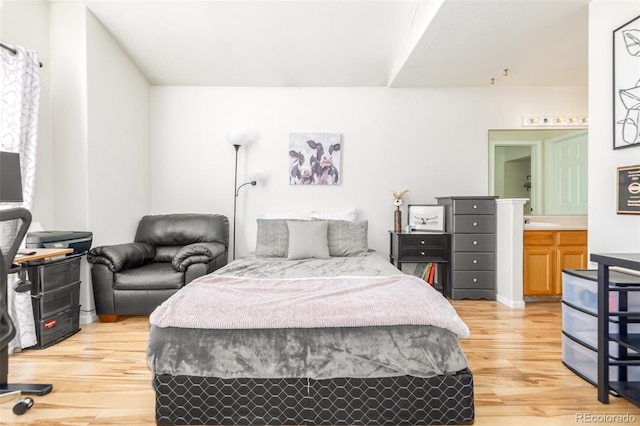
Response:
[[146, 218, 474, 425]]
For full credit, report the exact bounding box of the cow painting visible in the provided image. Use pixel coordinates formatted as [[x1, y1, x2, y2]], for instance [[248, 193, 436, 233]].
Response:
[[289, 133, 341, 185]]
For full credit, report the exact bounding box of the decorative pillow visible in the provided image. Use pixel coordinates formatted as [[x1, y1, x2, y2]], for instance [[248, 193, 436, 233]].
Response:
[[326, 220, 369, 256], [309, 208, 357, 222], [286, 220, 330, 260], [255, 219, 290, 257]]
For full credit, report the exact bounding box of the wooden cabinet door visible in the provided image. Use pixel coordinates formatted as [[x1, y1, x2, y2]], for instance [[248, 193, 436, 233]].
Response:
[[523, 246, 555, 296], [556, 245, 587, 293]]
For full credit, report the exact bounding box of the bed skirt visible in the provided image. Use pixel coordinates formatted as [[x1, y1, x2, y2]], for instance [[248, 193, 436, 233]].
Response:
[[154, 369, 474, 425]]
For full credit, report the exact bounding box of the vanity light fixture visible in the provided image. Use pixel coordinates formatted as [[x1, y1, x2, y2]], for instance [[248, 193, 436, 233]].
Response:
[[522, 116, 589, 127]]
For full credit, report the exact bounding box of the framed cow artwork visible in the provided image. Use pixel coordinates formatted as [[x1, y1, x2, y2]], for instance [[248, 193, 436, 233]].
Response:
[[289, 132, 341, 185]]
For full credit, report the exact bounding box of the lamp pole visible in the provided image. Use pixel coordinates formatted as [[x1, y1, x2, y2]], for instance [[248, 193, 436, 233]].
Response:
[[232, 144, 240, 260]]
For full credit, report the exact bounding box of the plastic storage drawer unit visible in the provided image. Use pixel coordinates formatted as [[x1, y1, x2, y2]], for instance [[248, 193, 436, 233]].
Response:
[[562, 302, 640, 357], [25, 256, 82, 348], [562, 269, 640, 314], [560, 334, 640, 385]]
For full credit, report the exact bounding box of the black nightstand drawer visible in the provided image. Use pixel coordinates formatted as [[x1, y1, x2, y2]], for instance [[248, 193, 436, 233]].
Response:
[[400, 247, 447, 261], [452, 253, 495, 270], [452, 215, 495, 234], [400, 233, 446, 248], [452, 271, 495, 289], [452, 234, 495, 252]]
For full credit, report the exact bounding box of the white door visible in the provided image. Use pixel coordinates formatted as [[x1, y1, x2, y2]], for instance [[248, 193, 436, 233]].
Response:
[[545, 131, 588, 214]]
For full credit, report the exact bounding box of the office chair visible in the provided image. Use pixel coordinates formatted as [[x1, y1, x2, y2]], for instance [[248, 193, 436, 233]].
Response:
[[0, 207, 52, 395]]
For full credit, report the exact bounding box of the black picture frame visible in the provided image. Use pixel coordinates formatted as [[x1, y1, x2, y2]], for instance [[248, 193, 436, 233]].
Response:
[[613, 14, 640, 150], [617, 164, 640, 214], [407, 204, 445, 232]]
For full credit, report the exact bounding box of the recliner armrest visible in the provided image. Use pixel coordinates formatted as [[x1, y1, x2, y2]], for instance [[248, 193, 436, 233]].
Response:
[[87, 242, 155, 272], [172, 242, 227, 272]]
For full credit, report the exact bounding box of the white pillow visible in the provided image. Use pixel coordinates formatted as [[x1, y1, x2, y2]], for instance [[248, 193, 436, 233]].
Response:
[[309, 208, 357, 222], [286, 220, 330, 260]]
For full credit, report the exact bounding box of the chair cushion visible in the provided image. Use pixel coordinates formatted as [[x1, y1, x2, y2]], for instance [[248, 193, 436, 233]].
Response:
[[135, 213, 229, 247], [113, 263, 183, 290]]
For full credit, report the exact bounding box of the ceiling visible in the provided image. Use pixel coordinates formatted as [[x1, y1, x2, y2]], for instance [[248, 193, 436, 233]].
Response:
[[78, 0, 589, 88]]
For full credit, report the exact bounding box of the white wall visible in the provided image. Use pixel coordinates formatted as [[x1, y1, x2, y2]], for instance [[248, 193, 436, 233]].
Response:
[[588, 0, 640, 257], [86, 10, 151, 245], [150, 86, 587, 257]]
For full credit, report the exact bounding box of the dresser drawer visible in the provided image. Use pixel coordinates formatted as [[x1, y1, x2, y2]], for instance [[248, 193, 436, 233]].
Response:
[[452, 271, 495, 289], [452, 234, 495, 252], [453, 253, 495, 270], [452, 199, 495, 215], [452, 215, 495, 234]]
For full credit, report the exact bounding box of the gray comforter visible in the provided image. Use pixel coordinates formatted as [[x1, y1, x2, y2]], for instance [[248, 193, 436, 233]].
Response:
[[147, 252, 469, 380]]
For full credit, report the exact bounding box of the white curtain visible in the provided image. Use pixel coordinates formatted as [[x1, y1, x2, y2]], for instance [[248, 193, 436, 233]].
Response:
[[0, 44, 41, 353]]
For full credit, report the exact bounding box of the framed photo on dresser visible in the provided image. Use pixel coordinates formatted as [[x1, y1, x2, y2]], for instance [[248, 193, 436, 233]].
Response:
[[408, 204, 445, 232]]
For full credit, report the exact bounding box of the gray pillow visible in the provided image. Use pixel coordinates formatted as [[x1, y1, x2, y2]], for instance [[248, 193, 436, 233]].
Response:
[[255, 219, 289, 257], [327, 220, 369, 256], [286, 220, 330, 260]]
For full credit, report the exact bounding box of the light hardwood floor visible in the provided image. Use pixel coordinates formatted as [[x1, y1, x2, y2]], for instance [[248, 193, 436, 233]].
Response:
[[2, 300, 640, 425]]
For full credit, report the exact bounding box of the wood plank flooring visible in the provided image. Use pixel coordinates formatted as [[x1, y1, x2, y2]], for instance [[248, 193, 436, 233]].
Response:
[[2, 300, 640, 425]]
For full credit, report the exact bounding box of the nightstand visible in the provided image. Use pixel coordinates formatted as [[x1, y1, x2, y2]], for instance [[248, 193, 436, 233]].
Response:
[[389, 231, 451, 297]]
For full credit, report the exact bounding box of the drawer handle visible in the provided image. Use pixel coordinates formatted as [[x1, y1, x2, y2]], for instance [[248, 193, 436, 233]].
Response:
[[473, 241, 478, 245], [420, 251, 425, 256], [473, 222, 478, 226], [473, 259, 478, 264], [420, 240, 425, 245], [473, 205, 478, 209], [473, 278, 478, 283]]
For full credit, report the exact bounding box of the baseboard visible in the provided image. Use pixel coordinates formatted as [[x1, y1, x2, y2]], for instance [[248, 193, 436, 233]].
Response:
[[79, 309, 98, 324], [496, 294, 525, 309]]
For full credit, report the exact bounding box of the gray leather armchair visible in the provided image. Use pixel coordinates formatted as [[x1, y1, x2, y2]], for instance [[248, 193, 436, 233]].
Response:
[[87, 213, 229, 322]]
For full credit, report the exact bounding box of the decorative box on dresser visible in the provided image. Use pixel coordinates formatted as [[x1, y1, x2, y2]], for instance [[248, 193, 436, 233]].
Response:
[[436, 196, 497, 300]]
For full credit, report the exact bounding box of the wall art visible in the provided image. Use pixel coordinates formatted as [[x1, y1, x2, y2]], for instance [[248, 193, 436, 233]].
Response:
[[289, 132, 341, 185], [614, 14, 640, 149]]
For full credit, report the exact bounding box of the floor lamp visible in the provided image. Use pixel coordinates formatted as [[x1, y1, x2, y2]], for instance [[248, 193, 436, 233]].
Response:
[[228, 133, 257, 260]]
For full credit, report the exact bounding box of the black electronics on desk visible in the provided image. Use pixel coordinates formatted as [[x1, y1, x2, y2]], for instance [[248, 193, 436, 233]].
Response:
[[24, 231, 92, 349]]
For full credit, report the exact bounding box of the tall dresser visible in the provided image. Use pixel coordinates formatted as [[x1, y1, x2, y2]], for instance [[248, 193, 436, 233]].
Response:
[[436, 196, 497, 300]]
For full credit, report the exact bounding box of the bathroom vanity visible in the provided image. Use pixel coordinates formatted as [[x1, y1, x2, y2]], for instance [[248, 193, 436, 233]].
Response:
[[523, 216, 587, 297]]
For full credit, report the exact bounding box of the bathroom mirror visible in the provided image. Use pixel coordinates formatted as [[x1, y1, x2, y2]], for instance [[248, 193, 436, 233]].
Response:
[[489, 129, 588, 215]]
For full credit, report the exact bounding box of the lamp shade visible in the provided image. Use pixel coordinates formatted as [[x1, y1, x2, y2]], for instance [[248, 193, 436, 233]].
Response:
[[0, 151, 23, 202], [227, 132, 248, 147]]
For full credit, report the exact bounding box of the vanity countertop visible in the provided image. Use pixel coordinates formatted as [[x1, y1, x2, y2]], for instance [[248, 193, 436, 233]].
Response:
[[523, 215, 587, 231]]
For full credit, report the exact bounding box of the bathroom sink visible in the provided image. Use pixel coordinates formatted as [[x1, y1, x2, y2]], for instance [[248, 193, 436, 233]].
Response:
[[524, 222, 562, 228]]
